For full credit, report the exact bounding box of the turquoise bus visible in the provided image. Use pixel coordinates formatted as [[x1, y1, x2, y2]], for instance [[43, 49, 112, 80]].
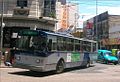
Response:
[[13, 30, 98, 73]]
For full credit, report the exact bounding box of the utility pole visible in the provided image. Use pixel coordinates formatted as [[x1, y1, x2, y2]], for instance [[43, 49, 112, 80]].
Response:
[[74, 13, 77, 33], [0, 0, 4, 58], [96, 0, 98, 50], [96, 0, 98, 40]]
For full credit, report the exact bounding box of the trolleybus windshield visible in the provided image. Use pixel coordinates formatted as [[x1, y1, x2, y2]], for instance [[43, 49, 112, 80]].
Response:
[[17, 30, 47, 51]]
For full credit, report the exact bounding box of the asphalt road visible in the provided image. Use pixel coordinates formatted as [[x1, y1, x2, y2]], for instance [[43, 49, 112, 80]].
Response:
[[1, 63, 120, 82]]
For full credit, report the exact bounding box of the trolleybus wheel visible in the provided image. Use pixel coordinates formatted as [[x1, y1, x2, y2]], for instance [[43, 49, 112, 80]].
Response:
[[56, 60, 64, 73], [114, 62, 117, 65], [86, 61, 90, 68]]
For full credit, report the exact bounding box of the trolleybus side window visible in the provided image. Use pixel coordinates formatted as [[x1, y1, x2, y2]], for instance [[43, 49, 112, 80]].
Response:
[[57, 36, 64, 51], [63, 37, 67, 51], [48, 39, 52, 51], [86, 41, 91, 52], [52, 38, 57, 51], [66, 38, 71, 51], [47, 35, 57, 51], [32, 36, 47, 51], [66, 38, 69, 51], [93, 43, 96, 52], [81, 41, 85, 51], [82, 41, 91, 52], [71, 39, 74, 51], [79, 40, 83, 51], [75, 39, 80, 51]]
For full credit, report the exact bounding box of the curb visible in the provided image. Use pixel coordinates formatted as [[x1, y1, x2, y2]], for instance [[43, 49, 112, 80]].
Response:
[[0, 63, 12, 68], [0, 65, 12, 68]]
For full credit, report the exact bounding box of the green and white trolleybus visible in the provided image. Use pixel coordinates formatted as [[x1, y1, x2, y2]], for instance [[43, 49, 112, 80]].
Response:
[[13, 29, 98, 73]]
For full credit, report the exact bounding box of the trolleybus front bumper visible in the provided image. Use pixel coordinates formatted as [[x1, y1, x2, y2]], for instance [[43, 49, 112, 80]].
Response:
[[13, 63, 45, 72]]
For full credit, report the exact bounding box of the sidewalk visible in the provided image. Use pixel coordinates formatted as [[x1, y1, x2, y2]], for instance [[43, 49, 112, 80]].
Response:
[[0, 62, 12, 68], [0, 62, 7, 68], [0, 56, 12, 68]]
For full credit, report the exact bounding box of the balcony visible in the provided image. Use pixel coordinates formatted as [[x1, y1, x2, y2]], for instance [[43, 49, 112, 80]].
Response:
[[13, 8, 29, 16]]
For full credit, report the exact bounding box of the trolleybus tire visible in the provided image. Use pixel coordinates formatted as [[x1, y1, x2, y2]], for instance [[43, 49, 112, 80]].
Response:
[[56, 60, 64, 73], [29, 70, 37, 72], [114, 62, 117, 65], [86, 61, 90, 68]]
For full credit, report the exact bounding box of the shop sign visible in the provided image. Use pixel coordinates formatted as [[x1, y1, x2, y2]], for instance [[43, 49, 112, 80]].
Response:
[[102, 38, 120, 45]]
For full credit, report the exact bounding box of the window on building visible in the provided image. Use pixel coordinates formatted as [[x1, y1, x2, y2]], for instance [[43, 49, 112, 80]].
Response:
[[17, 0, 27, 8], [44, 0, 56, 18]]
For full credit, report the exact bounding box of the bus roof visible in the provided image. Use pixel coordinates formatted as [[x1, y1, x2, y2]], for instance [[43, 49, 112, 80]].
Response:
[[43, 31, 97, 43], [19, 29, 97, 43]]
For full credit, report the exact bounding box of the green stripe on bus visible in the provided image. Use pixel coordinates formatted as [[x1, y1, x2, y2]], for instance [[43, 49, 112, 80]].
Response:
[[71, 52, 80, 62]]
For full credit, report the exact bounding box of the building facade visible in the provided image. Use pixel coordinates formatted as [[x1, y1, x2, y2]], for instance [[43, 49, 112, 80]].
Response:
[[83, 11, 120, 50], [0, 0, 66, 49], [56, 3, 79, 32], [103, 15, 120, 49]]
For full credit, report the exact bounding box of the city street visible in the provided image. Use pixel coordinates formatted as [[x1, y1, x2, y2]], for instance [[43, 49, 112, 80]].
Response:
[[1, 63, 120, 82], [0, 1, 120, 82]]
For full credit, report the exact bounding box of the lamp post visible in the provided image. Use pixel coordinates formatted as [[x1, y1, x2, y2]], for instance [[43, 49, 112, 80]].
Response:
[[0, 0, 4, 58]]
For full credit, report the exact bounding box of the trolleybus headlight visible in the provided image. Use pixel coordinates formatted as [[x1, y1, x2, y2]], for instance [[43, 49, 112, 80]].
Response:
[[36, 59, 40, 63], [36, 59, 43, 63]]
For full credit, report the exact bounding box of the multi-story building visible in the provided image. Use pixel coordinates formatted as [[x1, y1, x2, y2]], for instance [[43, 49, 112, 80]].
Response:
[[56, 3, 79, 32], [103, 15, 120, 49], [0, 0, 66, 49], [83, 11, 120, 50]]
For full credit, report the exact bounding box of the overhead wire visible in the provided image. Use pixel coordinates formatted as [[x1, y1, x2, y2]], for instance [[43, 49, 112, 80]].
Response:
[[66, 0, 120, 24], [67, 0, 120, 6], [67, 1, 120, 15]]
